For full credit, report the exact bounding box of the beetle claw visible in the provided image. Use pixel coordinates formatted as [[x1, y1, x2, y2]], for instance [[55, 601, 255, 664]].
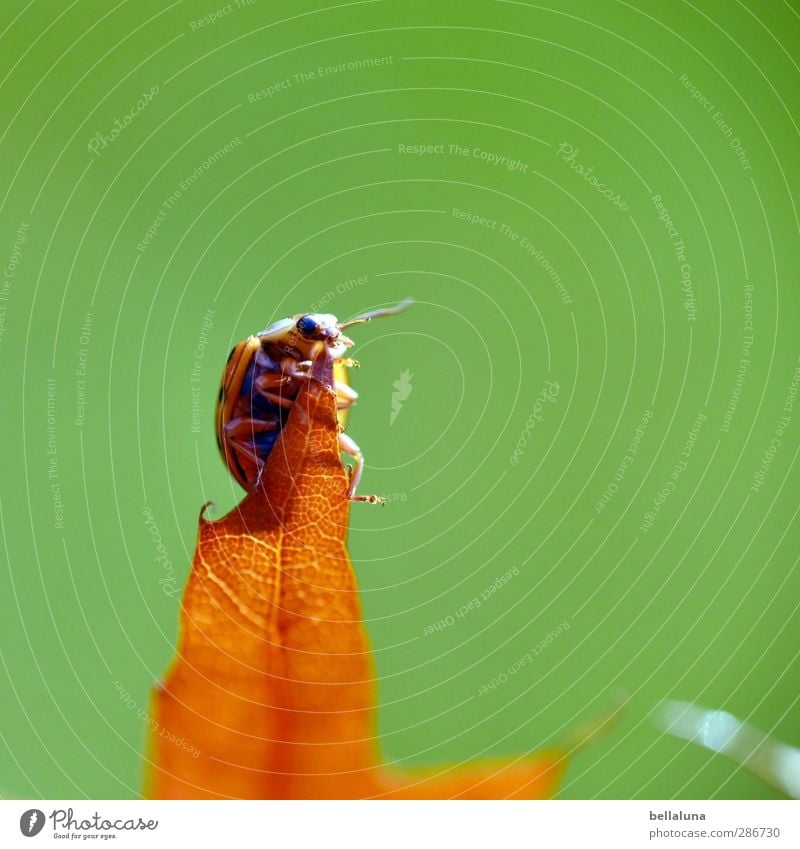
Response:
[[349, 493, 385, 505]]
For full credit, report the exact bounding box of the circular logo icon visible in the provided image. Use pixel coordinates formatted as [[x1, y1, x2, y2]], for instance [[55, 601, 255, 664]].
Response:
[[19, 809, 45, 837]]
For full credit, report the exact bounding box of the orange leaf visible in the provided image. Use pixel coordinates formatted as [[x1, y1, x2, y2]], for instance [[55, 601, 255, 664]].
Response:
[[146, 349, 567, 799]]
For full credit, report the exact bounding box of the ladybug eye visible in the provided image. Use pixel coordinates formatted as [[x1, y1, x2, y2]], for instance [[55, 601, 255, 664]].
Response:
[[295, 315, 318, 337]]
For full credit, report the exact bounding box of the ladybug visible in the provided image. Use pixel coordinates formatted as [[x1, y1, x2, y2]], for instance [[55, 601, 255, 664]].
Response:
[[215, 299, 412, 502]]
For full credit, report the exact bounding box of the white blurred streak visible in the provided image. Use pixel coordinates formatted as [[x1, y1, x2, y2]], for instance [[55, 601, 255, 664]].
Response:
[[656, 700, 800, 798]]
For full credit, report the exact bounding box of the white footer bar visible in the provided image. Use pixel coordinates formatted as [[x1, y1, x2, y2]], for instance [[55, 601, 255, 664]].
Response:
[[2, 800, 797, 848]]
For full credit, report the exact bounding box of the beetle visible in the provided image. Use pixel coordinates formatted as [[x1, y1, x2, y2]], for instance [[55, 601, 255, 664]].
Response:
[[215, 299, 412, 503]]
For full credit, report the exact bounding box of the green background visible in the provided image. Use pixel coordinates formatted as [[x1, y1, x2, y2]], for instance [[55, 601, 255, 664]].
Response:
[[1, 0, 798, 800]]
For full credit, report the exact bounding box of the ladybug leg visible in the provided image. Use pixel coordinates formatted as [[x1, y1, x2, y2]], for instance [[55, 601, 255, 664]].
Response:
[[291, 356, 359, 375], [280, 357, 314, 381], [256, 391, 295, 409], [338, 432, 383, 504], [225, 439, 262, 471], [254, 372, 296, 408], [223, 417, 278, 468], [222, 417, 280, 490], [335, 380, 358, 412], [255, 371, 292, 389], [223, 416, 279, 439]]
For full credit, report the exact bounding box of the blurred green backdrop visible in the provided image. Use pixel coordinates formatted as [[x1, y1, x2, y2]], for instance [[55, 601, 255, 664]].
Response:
[[0, 0, 798, 800]]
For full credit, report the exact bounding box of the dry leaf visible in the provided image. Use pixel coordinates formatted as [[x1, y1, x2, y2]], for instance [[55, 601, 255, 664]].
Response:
[[146, 348, 567, 798]]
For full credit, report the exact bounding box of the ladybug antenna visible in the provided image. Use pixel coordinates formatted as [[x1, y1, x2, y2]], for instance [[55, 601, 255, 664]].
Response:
[[337, 298, 413, 330]]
